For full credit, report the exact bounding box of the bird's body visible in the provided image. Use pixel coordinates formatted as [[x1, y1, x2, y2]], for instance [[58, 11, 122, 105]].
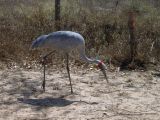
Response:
[[32, 31, 100, 64], [32, 31, 84, 52], [31, 31, 108, 93]]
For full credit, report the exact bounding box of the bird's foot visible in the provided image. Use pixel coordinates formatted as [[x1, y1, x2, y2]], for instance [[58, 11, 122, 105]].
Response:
[[71, 90, 74, 94], [41, 84, 45, 92]]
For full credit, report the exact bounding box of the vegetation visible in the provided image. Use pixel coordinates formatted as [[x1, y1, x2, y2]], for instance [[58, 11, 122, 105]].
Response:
[[0, 0, 160, 69]]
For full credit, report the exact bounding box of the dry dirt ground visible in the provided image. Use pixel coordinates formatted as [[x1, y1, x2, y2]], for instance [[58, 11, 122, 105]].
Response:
[[0, 66, 160, 120]]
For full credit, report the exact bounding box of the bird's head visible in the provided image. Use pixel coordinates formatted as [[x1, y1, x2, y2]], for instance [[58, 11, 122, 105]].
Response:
[[31, 35, 48, 49], [96, 60, 109, 83], [97, 60, 107, 70]]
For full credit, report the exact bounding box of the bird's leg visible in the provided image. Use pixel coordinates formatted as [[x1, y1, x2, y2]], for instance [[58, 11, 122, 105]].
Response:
[[42, 51, 54, 59], [66, 53, 73, 94], [42, 57, 46, 91], [41, 51, 54, 92]]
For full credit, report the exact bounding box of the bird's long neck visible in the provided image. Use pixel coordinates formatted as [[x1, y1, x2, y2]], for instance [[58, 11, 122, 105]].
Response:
[[79, 47, 99, 64], [81, 54, 98, 64]]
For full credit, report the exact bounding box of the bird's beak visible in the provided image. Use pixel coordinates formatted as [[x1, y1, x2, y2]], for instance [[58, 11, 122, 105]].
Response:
[[99, 64, 109, 83], [101, 68, 109, 83]]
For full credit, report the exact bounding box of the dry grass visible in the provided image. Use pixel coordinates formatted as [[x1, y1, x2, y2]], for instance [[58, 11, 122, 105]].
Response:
[[0, 0, 160, 69]]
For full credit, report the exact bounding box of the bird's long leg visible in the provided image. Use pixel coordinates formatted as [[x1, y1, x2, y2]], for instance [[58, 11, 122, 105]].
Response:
[[42, 51, 54, 91], [42, 57, 46, 91], [66, 53, 73, 94]]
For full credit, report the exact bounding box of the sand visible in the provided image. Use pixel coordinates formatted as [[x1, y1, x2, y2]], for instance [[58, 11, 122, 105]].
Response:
[[0, 66, 160, 120]]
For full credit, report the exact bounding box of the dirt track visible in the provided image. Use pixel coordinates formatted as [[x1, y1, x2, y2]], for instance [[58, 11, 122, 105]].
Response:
[[0, 67, 160, 120]]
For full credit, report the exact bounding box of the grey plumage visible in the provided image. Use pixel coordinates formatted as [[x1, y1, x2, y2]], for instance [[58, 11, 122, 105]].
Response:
[[31, 31, 108, 93], [31, 31, 84, 52]]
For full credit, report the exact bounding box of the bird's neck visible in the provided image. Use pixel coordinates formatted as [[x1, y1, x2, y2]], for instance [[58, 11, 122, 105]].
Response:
[[79, 46, 99, 64], [80, 54, 99, 64]]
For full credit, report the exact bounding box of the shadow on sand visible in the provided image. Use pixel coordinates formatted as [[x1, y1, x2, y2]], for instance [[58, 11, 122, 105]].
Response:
[[17, 97, 74, 107]]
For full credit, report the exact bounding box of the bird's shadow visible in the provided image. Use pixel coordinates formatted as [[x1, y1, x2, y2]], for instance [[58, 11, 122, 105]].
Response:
[[17, 97, 74, 107]]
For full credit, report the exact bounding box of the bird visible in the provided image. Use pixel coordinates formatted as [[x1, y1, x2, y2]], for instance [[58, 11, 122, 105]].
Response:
[[31, 31, 109, 94]]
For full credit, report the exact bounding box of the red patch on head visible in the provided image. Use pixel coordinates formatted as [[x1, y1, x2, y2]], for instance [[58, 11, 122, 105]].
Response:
[[97, 60, 103, 68]]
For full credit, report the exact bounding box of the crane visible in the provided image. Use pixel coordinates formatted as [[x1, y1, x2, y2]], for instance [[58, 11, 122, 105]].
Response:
[[31, 31, 109, 94]]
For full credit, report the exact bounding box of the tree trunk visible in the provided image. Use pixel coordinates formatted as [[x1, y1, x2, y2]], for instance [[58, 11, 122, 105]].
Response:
[[55, 0, 61, 31], [128, 11, 137, 64]]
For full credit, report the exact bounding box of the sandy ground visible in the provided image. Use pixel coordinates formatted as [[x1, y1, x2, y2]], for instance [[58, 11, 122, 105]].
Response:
[[0, 66, 160, 120]]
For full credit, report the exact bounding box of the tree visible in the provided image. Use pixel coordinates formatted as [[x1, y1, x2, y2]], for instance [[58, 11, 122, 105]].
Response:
[[127, 11, 138, 69], [55, 0, 61, 31]]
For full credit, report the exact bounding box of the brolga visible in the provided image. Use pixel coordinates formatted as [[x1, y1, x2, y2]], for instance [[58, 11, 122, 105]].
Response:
[[31, 31, 109, 94]]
